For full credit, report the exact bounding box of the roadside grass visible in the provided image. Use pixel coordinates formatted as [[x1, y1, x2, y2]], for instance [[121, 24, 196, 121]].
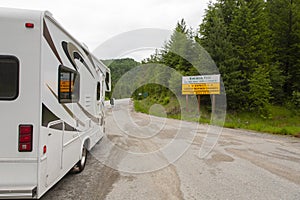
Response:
[[134, 98, 300, 137], [225, 106, 300, 136]]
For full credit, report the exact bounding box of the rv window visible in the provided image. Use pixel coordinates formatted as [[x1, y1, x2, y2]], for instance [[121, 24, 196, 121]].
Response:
[[97, 82, 101, 101], [105, 72, 110, 91], [58, 65, 80, 103], [0, 56, 19, 100]]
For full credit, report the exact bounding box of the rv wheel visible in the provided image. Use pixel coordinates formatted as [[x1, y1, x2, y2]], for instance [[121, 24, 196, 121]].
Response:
[[71, 146, 87, 173]]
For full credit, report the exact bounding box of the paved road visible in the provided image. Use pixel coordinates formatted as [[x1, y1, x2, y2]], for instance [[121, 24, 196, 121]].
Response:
[[42, 99, 300, 200]]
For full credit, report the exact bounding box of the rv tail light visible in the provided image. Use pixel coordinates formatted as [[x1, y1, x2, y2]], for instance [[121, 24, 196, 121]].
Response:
[[19, 125, 33, 152], [25, 23, 34, 28], [43, 145, 47, 154]]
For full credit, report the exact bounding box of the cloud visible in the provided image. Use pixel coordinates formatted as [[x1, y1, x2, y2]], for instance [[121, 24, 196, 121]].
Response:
[[93, 28, 172, 61]]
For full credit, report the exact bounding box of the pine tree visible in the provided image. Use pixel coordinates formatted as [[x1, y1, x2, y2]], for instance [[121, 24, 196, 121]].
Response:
[[249, 66, 273, 117], [217, 0, 239, 27], [162, 19, 195, 76], [230, 0, 273, 110], [199, 0, 276, 112], [198, 0, 244, 110], [267, 0, 300, 99]]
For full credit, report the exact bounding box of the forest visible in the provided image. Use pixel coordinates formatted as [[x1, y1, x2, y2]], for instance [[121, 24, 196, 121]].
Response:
[[105, 0, 300, 136]]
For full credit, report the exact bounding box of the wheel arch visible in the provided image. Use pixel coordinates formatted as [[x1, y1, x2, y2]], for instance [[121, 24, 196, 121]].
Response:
[[81, 137, 91, 151]]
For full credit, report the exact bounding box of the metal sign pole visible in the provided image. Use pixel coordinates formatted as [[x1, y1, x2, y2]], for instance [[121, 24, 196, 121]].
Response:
[[186, 95, 189, 112], [212, 94, 215, 114], [197, 95, 201, 113]]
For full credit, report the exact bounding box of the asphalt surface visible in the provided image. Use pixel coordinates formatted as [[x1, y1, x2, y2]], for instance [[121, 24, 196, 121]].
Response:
[[42, 99, 300, 200]]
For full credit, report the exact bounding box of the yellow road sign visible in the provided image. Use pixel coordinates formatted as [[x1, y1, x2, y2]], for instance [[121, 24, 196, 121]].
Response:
[[182, 83, 220, 95]]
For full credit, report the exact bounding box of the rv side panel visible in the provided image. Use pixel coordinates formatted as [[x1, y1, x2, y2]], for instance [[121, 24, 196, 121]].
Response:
[[0, 8, 42, 199]]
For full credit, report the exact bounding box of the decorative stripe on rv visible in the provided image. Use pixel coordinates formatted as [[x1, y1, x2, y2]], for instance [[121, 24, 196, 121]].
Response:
[[77, 103, 102, 124], [46, 84, 85, 127], [43, 20, 63, 64], [46, 83, 102, 127], [61, 41, 95, 78]]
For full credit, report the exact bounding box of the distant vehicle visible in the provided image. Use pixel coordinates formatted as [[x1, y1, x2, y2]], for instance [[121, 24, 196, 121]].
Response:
[[0, 7, 111, 199], [110, 98, 115, 107]]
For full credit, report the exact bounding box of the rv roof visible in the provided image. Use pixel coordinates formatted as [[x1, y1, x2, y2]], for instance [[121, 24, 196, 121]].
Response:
[[0, 7, 109, 72], [0, 7, 50, 20]]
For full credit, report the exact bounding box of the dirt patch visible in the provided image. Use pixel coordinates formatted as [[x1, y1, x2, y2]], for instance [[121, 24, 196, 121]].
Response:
[[149, 164, 184, 200], [211, 153, 235, 162], [204, 152, 235, 166], [123, 175, 137, 182], [156, 129, 178, 140], [94, 165, 121, 200]]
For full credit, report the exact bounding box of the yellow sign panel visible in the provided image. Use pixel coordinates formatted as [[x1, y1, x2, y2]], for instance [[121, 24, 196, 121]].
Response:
[[182, 83, 220, 95], [60, 81, 74, 93]]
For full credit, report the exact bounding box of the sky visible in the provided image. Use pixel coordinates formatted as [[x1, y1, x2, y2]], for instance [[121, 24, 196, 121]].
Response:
[[0, 0, 213, 60]]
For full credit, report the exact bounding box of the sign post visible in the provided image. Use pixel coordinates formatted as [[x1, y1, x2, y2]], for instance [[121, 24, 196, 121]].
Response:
[[182, 75, 220, 113], [186, 95, 189, 112], [197, 95, 200, 113]]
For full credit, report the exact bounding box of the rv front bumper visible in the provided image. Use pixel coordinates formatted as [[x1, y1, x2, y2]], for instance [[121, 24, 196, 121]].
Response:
[[0, 186, 37, 199]]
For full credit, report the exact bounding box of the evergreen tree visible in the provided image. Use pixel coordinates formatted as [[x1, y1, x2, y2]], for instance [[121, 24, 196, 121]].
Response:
[[198, 0, 244, 110], [267, 0, 300, 98], [217, 0, 238, 27], [230, 0, 273, 110], [249, 66, 273, 117], [162, 19, 196, 75]]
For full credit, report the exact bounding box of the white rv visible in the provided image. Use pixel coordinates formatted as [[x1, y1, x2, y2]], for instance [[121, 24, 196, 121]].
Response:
[[0, 8, 111, 199]]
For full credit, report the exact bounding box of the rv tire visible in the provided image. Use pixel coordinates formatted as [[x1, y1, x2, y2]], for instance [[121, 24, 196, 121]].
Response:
[[71, 146, 87, 173]]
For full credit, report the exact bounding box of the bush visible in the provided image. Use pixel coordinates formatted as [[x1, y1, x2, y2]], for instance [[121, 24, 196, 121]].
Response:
[[162, 97, 170, 105], [248, 66, 273, 118], [291, 91, 300, 109]]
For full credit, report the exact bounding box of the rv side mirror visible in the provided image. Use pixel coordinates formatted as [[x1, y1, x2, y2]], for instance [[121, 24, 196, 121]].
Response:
[[110, 98, 114, 106]]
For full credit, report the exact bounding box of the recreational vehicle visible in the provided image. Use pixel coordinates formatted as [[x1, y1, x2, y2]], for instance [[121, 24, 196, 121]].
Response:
[[0, 8, 111, 199]]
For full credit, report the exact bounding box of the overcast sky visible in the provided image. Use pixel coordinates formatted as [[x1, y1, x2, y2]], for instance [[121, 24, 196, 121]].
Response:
[[0, 0, 213, 60]]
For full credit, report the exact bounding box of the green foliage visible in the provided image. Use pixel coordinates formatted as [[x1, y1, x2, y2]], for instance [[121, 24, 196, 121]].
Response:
[[267, 0, 300, 98], [248, 66, 273, 117], [162, 96, 170, 105], [135, 96, 300, 136], [198, 1, 244, 110], [269, 63, 286, 104], [161, 19, 197, 75], [102, 58, 139, 98], [198, 0, 294, 113], [134, 95, 180, 118], [225, 106, 300, 136], [291, 91, 300, 109]]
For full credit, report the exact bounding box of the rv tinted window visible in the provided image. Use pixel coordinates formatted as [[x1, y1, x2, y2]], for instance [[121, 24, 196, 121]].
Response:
[[0, 56, 19, 100], [97, 82, 101, 101], [58, 65, 80, 103]]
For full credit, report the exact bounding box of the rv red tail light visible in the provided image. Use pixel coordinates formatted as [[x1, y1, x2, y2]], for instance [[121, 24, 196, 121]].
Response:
[[19, 125, 33, 152], [25, 23, 34, 28], [20, 125, 32, 134], [19, 134, 32, 143], [43, 145, 47, 154]]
